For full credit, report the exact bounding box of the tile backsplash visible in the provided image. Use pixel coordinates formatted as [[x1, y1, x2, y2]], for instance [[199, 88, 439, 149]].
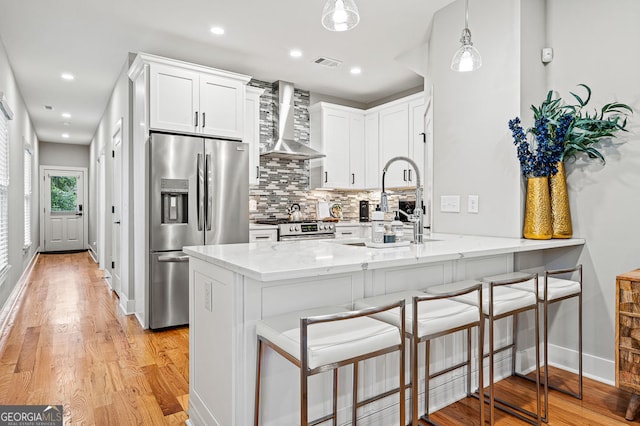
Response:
[[247, 78, 417, 222]]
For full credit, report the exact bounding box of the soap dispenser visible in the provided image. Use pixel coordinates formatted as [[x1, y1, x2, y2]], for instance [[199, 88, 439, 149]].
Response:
[[371, 205, 385, 243], [391, 211, 404, 242]]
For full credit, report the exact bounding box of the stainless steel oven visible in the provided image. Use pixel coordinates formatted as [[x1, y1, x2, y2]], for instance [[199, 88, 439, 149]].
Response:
[[255, 220, 336, 241]]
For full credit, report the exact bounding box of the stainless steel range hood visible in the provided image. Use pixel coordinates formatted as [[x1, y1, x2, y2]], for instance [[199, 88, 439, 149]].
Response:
[[260, 81, 325, 160]]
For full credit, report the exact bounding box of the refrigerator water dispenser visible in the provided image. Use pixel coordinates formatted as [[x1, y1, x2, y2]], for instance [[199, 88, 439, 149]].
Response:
[[160, 178, 188, 224]]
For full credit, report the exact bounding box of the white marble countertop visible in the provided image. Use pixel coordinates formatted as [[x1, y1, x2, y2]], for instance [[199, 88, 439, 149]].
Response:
[[184, 233, 585, 282]]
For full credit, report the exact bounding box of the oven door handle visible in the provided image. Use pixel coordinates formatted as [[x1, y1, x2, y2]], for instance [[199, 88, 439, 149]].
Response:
[[158, 255, 190, 263]]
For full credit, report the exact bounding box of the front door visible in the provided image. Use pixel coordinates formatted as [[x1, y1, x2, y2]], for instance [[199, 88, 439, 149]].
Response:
[[42, 167, 86, 252]]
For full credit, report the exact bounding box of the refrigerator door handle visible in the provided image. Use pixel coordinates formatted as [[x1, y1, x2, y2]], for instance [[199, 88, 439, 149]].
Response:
[[206, 153, 213, 231], [158, 255, 190, 262], [197, 153, 204, 231]]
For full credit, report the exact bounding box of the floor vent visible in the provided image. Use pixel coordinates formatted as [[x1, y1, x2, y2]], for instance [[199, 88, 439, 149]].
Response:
[[313, 56, 342, 68]]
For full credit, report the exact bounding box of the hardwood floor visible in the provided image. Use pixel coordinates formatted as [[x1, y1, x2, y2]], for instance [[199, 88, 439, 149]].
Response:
[[0, 251, 638, 425], [0, 252, 188, 425]]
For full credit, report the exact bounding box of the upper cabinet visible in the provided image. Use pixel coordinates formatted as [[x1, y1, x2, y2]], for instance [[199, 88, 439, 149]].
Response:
[[246, 86, 264, 186], [310, 103, 366, 189], [309, 92, 425, 190], [131, 53, 251, 140], [376, 93, 425, 188]]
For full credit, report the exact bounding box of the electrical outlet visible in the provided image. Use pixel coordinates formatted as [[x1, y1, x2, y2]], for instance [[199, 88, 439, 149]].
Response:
[[440, 195, 460, 213], [249, 198, 257, 211], [468, 195, 479, 213], [204, 281, 212, 312]]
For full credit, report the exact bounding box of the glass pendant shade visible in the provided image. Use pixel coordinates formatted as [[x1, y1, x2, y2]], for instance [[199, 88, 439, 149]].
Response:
[[451, 29, 482, 72], [322, 0, 360, 32], [451, 0, 482, 72]]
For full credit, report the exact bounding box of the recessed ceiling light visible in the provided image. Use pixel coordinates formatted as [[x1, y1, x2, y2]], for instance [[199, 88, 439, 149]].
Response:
[[290, 49, 303, 58], [61, 112, 71, 119], [61, 133, 70, 138], [61, 73, 75, 81], [210, 27, 225, 35], [63, 122, 70, 127], [350, 67, 362, 75]]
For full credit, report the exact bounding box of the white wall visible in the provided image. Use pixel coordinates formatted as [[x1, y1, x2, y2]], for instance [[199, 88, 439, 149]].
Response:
[[0, 37, 39, 309], [544, 0, 640, 381], [39, 141, 89, 168], [429, 0, 640, 383], [88, 54, 134, 313], [428, 0, 524, 238]]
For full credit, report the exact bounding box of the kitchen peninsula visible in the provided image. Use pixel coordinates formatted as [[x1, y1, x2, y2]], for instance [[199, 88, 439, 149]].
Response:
[[184, 234, 584, 426]]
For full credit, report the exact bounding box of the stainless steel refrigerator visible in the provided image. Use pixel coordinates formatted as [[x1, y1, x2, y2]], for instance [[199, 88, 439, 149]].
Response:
[[149, 132, 249, 329]]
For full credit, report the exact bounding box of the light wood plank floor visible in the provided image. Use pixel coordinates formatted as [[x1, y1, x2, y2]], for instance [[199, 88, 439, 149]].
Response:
[[0, 251, 638, 425], [0, 252, 188, 425]]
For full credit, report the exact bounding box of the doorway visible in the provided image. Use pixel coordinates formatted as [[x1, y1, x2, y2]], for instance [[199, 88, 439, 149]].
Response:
[[40, 166, 88, 252]]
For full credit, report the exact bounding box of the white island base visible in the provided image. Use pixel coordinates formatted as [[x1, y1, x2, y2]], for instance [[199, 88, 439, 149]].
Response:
[[184, 233, 584, 426]]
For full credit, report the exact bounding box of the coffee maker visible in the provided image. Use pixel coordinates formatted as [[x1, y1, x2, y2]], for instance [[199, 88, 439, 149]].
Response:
[[359, 200, 369, 222]]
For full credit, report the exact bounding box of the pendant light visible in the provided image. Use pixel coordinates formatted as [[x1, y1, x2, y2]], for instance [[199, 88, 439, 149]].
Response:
[[322, 0, 360, 32], [451, 0, 482, 72]]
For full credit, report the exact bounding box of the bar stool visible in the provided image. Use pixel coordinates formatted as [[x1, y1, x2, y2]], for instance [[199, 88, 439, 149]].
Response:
[[254, 302, 406, 426], [426, 274, 541, 425], [353, 283, 484, 425], [485, 265, 583, 422]]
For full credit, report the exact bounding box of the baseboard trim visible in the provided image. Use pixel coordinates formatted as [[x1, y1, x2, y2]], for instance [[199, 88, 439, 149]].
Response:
[[88, 247, 98, 263], [548, 343, 615, 386], [0, 251, 39, 348]]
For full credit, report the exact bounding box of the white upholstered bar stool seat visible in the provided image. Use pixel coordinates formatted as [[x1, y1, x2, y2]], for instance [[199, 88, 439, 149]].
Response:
[[355, 287, 484, 425], [256, 306, 401, 370], [254, 303, 406, 426], [485, 271, 581, 302], [353, 290, 479, 337]]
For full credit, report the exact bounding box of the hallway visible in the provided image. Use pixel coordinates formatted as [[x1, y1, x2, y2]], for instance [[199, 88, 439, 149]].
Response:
[[0, 252, 188, 424]]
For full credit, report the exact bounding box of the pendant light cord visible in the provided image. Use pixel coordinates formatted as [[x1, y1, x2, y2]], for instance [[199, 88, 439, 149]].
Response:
[[465, 0, 469, 29]]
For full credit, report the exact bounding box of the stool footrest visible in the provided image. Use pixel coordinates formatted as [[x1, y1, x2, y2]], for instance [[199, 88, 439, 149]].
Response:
[[429, 359, 470, 381], [471, 391, 542, 425]]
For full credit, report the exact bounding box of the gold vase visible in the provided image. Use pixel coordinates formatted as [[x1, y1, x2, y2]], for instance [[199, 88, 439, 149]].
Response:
[[523, 176, 552, 240], [549, 162, 573, 238]]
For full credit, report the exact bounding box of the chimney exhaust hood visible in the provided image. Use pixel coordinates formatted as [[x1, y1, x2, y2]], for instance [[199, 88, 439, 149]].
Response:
[[260, 81, 325, 160]]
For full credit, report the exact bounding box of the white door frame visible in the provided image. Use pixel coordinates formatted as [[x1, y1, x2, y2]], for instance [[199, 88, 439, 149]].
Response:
[[39, 165, 89, 251]]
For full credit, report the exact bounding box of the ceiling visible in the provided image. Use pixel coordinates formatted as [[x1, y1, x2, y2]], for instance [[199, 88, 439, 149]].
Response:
[[0, 0, 454, 145]]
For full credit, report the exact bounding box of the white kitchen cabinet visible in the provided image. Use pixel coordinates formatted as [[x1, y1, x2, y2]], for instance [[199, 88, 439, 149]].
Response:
[[365, 112, 380, 188], [310, 103, 366, 189], [375, 92, 426, 189], [249, 229, 277, 242], [245, 87, 264, 186], [146, 56, 250, 140], [335, 225, 364, 239]]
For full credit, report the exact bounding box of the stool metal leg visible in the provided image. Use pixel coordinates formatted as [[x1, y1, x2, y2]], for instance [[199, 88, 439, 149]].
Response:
[[425, 340, 431, 420], [412, 326, 419, 425], [333, 369, 338, 426], [353, 362, 358, 425], [255, 339, 263, 426], [578, 289, 583, 399]]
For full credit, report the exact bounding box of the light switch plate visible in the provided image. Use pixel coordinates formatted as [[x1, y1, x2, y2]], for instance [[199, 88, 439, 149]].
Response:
[[440, 195, 460, 213], [468, 195, 479, 213]]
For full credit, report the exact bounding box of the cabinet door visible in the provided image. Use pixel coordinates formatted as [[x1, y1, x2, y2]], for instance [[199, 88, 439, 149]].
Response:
[[245, 88, 263, 186], [323, 108, 350, 188], [364, 113, 380, 189], [348, 113, 365, 189], [200, 74, 245, 140], [379, 103, 409, 187], [149, 64, 199, 134], [408, 97, 426, 186]]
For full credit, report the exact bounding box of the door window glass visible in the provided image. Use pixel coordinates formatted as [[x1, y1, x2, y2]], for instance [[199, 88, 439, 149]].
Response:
[[50, 176, 77, 212]]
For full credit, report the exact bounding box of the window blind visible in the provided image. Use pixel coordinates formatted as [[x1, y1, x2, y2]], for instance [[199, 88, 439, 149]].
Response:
[[0, 107, 9, 274], [24, 146, 32, 248]]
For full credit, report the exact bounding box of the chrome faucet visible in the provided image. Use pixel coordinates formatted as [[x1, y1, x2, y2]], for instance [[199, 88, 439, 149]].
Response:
[[381, 156, 423, 243]]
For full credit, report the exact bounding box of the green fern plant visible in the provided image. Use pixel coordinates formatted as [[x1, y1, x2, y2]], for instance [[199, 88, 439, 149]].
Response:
[[530, 84, 632, 164]]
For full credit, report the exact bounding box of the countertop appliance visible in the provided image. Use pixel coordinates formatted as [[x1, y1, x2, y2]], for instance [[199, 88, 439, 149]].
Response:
[[255, 219, 335, 241], [359, 200, 369, 222], [149, 132, 248, 329]]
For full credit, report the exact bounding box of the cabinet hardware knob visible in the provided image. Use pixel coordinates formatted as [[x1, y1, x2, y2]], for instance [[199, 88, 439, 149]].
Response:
[[195, 111, 199, 127]]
